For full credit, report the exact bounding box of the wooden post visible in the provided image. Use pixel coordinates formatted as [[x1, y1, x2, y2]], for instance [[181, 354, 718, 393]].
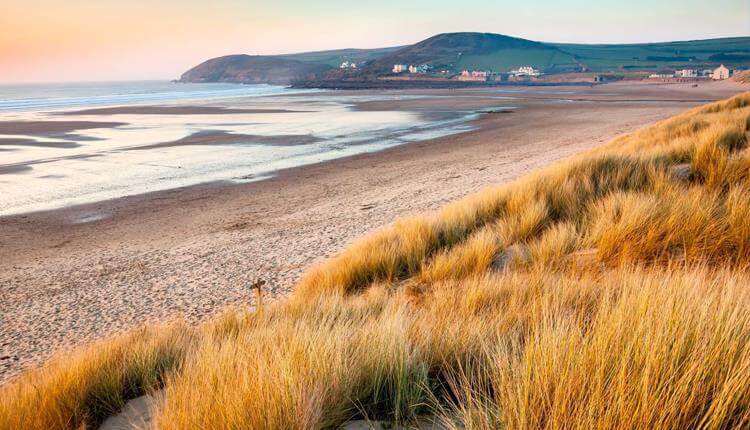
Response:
[[251, 280, 266, 311]]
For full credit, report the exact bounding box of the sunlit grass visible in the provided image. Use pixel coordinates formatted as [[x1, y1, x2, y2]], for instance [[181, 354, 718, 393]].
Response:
[[1, 92, 749, 429]]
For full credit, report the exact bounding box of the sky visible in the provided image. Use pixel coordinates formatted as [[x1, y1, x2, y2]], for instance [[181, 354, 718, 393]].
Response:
[[1, 0, 748, 83]]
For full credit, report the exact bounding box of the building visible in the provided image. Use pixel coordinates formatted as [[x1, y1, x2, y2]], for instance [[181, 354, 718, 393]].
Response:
[[511, 66, 541, 77], [675, 69, 698, 78], [392, 64, 407, 73], [457, 70, 489, 81], [403, 64, 431, 74], [392, 63, 431, 74], [701, 69, 714, 77], [340, 61, 357, 69], [649, 72, 674, 79], [713, 64, 731, 80]]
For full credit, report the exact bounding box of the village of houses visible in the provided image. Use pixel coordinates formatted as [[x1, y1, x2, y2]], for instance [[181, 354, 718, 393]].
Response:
[[647, 64, 739, 81], [340, 60, 545, 82], [389, 63, 542, 82], [339, 59, 743, 83]]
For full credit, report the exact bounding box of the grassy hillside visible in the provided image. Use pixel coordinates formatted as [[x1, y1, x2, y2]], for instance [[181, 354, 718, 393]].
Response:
[[366, 32, 575, 73], [454, 48, 579, 73], [2, 92, 750, 429], [553, 37, 750, 71], [277, 46, 403, 67], [398, 35, 750, 73], [180, 34, 749, 83], [178, 55, 332, 84]]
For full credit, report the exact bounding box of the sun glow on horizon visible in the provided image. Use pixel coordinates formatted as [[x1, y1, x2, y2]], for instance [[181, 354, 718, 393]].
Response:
[[1, 0, 748, 83]]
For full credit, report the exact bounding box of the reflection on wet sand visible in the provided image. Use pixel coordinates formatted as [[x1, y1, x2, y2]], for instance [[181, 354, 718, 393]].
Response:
[[0, 120, 126, 135], [0, 138, 82, 148], [0, 164, 32, 175], [0, 153, 104, 176], [131, 130, 324, 150], [0, 92, 483, 215], [55, 105, 307, 116]]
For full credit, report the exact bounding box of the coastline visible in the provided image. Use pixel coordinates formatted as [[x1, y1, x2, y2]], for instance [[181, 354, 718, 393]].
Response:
[[0, 87, 484, 216], [0, 81, 746, 384]]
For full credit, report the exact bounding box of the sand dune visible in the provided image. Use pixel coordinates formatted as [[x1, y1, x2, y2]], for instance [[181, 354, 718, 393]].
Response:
[[0, 81, 745, 383]]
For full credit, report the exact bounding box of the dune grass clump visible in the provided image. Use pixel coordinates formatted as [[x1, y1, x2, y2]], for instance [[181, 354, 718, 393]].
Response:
[[0, 322, 193, 429], [1, 92, 750, 429], [733, 70, 750, 85], [438, 270, 750, 429]]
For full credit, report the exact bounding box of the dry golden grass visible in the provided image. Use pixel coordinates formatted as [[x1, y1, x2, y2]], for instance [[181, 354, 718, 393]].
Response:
[[733, 70, 750, 85], [2, 92, 750, 429], [0, 322, 193, 429]]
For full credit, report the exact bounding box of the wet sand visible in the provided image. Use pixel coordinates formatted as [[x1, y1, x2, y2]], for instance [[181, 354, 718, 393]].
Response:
[[132, 130, 324, 150], [0, 138, 82, 149], [0, 120, 126, 149], [0, 164, 33, 175], [0, 154, 104, 178], [0, 81, 746, 383], [0, 120, 126, 136], [56, 106, 305, 115]]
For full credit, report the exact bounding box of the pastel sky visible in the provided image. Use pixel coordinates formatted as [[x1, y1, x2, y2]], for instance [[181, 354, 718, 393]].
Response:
[[1, 0, 748, 83]]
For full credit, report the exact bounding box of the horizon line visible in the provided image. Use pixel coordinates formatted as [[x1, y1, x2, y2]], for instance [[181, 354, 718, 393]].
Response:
[[2, 31, 748, 86]]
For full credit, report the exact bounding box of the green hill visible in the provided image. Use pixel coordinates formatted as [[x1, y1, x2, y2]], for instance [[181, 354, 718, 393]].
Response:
[[179, 33, 750, 84], [366, 32, 577, 73], [553, 37, 750, 71], [178, 55, 333, 84], [277, 46, 404, 67]]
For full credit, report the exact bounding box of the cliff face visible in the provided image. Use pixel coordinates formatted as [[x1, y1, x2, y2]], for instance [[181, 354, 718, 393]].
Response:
[[179, 55, 332, 85]]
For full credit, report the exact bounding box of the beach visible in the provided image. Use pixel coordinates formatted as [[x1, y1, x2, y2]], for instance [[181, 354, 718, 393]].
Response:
[[0, 81, 746, 383]]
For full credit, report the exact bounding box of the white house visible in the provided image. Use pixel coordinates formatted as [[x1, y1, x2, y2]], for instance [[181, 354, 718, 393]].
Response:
[[457, 70, 489, 81], [393, 63, 430, 74], [649, 73, 674, 79], [713, 64, 731, 80], [392, 64, 407, 73], [512, 66, 541, 77], [675, 69, 698, 78], [340, 61, 357, 69]]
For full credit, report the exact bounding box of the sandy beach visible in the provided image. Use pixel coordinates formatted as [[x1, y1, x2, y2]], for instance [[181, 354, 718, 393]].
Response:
[[0, 81, 746, 383]]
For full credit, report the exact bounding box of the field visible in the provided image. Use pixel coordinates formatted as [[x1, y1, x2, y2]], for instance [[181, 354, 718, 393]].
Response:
[[277, 46, 403, 67], [450, 38, 750, 73], [454, 49, 578, 73], [287, 34, 750, 73], [2, 91, 750, 429], [449, 37, 750, 73], [553, 37, 750, 71]]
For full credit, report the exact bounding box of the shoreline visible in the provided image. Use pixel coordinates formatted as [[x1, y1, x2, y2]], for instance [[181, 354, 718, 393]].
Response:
[[0, 89, 490, 216], [1, 81, 746, 384]]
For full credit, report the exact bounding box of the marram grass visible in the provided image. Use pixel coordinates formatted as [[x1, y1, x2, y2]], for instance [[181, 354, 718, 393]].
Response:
[[2, 92, 750, 429]]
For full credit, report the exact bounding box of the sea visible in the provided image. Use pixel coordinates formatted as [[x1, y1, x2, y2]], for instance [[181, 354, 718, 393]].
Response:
[[0, 81, 487, 216]]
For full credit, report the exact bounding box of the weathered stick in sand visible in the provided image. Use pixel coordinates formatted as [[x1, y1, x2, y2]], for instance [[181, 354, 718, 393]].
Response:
[[250, 280, 266, 311]]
